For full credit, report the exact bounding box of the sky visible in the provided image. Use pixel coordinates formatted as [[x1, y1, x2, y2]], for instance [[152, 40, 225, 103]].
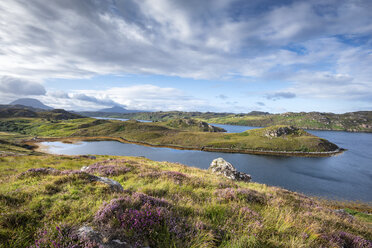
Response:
[[0, 0, 371, 113]]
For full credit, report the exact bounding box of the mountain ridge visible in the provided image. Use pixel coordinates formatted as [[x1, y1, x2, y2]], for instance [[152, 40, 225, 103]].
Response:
[[10, 98, 53, 110]]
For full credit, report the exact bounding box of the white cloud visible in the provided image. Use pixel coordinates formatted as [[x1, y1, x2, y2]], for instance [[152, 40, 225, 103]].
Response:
[[42, 85, 209, 111], [0, 0, 371, 110], [0, 76, 46, 95]]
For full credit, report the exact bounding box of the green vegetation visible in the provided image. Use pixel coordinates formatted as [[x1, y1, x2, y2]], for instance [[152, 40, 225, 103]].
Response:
[[0, 105, 83, 120], [81, 110, 372, 132], [0, 155, 370, 247], [0, 117, 339, 154]]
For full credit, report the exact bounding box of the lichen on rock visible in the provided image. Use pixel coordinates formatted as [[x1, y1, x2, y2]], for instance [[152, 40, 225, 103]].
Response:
[[209, 157, 251, 182]]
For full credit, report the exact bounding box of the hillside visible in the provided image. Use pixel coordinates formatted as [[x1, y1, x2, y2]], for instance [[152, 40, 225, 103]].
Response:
[[9, 98, 53, 110], [0, 106, 84, 120], [0, 155, 370, 247], [81, 111, 372, 132]]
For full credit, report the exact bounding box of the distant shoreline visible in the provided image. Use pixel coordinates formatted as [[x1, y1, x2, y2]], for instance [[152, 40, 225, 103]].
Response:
[[210, 122, 372, 133], [29, 136, 345, 157]]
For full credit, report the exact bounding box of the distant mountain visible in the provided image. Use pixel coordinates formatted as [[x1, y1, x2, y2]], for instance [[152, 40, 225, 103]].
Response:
[[10, 98, 53, 110], [98, 106, 140, 113]]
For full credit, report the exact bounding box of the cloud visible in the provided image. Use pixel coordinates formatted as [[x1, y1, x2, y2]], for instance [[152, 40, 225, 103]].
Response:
[[47, 91, 123, 108], [0, 0, 371, 111], [70, 93, 121, 107], [256, 102, 265, 106], [216, 94, 228, 100], [0, 76, 46, 95], [266, 92, 296, 101], [42, 84, 210, 111], [0, 0, 371, 81]]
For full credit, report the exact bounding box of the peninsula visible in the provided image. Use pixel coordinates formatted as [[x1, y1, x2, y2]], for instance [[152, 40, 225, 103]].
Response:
[[0, 106, 341, 157]]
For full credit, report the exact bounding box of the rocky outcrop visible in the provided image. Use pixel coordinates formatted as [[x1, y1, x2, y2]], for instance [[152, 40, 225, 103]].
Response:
[[167, 118, 226, 132], [265, 126, 299, 138], [209, 158, 251, 182]]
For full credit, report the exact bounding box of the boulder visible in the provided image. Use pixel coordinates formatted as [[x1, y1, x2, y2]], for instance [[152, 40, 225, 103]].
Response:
[[90, 175, 124, 192], [209, 158, 251, 182], [78, 226, 132, 248]]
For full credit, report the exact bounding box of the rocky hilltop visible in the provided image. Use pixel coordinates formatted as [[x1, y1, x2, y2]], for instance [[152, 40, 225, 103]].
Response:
[[165, 118, 226, 132]]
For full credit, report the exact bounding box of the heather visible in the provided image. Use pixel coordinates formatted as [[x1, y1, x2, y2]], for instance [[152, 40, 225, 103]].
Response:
[[0, 155, 371, 247]]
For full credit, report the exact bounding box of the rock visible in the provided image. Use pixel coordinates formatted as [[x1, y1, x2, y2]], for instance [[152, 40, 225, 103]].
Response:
[[80, 155, 96, 159], [265, 126, 299, 138], [80, 165, 124, 192], [90, 176, 124, 192], [78, 225, 131, 248], [334, 209, 354, 219], [209, 158, 251, 182]]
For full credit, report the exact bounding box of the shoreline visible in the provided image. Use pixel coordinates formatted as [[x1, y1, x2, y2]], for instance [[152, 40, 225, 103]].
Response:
[[27, 136, 345, 157]]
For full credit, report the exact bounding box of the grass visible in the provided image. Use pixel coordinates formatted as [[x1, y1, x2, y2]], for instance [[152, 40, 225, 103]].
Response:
[[202, 112, 372, 132], [0, 155, 371, 247], [79, 110, 372, 132], [0, 118, 340, 154]]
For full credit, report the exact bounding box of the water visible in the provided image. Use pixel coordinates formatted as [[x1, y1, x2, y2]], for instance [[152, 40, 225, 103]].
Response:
[[94, 117, 152, 122], [41, 123, 372, 202], [211, 123, 261, 133]]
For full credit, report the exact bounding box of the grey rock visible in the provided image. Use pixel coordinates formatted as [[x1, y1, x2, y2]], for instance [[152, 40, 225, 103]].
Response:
[[209, 158, 251, 182], [334, 209, 354, 219], [80, 165, 124, 192], [78, 226, 131, 248], [91, 176, 124, 192]]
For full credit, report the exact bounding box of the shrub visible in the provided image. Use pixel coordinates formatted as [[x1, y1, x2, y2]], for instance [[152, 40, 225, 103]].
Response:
[[322, 231, 372, 248], [83, 160, 131, 176], [94, 193, 193, 247], [29, 224, 97, 248]]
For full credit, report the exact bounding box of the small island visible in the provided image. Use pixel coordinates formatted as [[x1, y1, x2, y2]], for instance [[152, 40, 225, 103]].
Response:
[[0, 106, 341, 157]]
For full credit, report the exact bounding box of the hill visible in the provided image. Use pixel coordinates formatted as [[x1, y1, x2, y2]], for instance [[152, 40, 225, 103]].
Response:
[[0, 106, 84, 120], [9, 98, 53, 110], [0, 116, 341, 155], [82, 111, 372, 132], [0, 155, 370, 247]]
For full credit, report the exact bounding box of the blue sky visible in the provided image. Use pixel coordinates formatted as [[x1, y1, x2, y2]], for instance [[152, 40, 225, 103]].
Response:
[[0, 0, 371, 113]]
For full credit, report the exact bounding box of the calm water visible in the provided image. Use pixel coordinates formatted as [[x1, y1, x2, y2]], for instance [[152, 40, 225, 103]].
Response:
[[42, 123, 372, 202]]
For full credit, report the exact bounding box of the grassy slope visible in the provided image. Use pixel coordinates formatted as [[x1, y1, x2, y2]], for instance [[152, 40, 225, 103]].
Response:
[[201, 112, 372, 132], [0, 118, 338, 153], [0, 155, 370, 247], [83, 111, 372, 132]]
